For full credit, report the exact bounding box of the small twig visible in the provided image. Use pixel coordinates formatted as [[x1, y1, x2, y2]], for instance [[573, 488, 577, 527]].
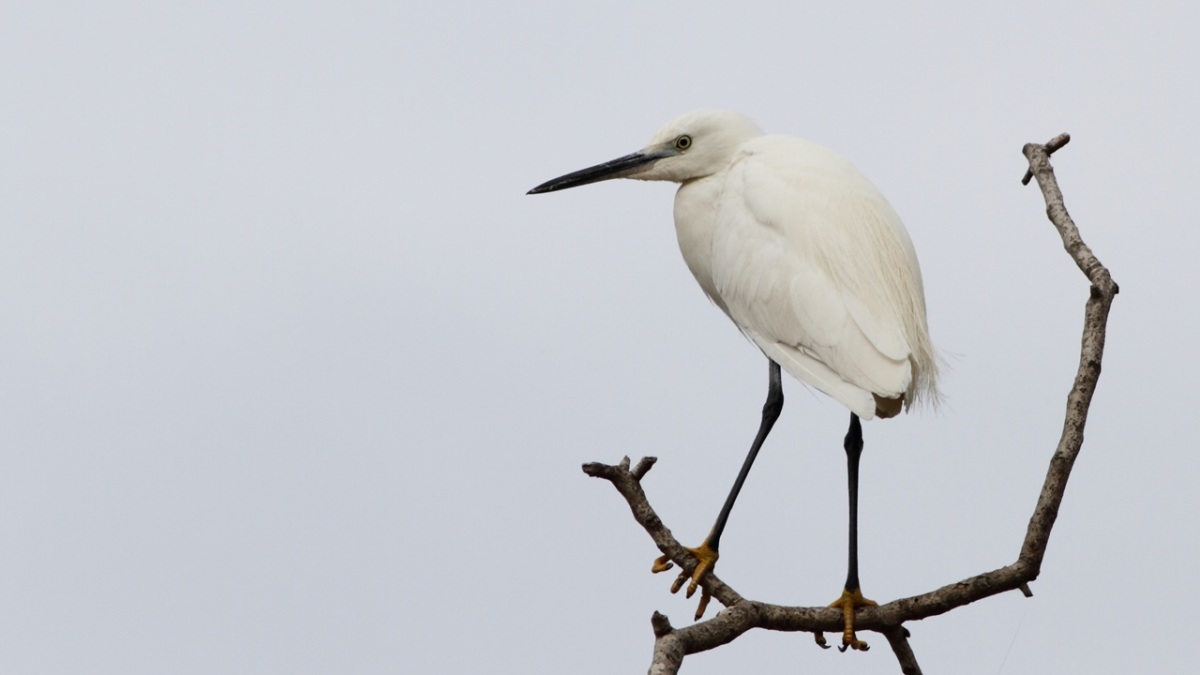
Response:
[[581, 458, 744, 612], [632, 456, 657, 480], [651, 611, 674, 638], [1021, 132, 1071, 184], [882, 626, 922, 675]]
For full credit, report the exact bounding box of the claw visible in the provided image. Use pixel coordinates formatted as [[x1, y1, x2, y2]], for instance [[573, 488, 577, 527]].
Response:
[[671, 573, 687, 595], [818, 587, 877, 652], [651, 543, 719, 619]]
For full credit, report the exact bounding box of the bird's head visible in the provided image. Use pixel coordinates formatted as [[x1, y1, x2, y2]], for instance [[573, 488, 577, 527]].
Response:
[[527, 110, 764, 194]]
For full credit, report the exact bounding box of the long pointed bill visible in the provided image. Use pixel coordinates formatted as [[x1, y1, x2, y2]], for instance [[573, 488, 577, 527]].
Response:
[[527, 149, 671, 194]]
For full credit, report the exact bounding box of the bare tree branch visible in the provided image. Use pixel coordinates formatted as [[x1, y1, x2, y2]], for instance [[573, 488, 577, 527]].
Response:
[[882, 626, 922, 675], [585, 134, 1118, 673], [1021, 132, 1071, 185]]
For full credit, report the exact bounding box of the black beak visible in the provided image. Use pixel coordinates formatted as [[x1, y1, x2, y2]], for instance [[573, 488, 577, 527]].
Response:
[[527, 149, 669, 194]]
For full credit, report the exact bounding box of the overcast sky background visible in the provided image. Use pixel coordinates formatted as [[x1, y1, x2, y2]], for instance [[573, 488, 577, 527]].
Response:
[[2, 2, 1197, 673]]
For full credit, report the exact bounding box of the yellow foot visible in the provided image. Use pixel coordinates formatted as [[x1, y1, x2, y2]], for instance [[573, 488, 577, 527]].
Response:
[[815, 587, 878, 652], [651, 543, 719, 619]]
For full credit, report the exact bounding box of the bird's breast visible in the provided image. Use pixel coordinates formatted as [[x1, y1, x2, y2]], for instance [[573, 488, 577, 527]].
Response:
[[673, 176, 727, 313]]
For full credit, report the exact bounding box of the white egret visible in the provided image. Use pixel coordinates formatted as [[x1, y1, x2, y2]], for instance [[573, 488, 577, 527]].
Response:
[[528, 110, 938, 651]]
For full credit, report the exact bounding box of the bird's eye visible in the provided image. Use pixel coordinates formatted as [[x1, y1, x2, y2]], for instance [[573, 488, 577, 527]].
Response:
[[674, 135, 692, 150]]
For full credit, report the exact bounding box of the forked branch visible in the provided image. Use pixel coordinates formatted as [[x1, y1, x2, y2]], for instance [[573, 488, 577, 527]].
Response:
[[584, 135, 1118, 674]]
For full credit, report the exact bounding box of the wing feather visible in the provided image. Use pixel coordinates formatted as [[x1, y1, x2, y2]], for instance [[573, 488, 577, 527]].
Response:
[[708, 135, 937, 417]]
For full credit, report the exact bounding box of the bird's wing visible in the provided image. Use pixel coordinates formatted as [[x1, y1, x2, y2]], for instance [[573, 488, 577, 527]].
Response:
[[710, 136, 923, 416]]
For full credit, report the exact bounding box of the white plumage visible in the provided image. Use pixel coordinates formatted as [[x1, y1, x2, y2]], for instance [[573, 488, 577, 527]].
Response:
[[642, 110, 938, 419]]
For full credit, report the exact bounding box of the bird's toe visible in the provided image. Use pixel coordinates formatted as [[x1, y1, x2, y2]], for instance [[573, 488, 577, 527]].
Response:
[[819, 587, 877, 652], [651, 542, 719, 619]]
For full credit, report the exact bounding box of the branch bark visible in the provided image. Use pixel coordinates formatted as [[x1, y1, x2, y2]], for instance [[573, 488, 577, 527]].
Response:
[[584, 135, 1117, 673]]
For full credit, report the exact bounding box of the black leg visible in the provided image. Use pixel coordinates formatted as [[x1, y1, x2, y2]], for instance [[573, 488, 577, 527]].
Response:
[[817, 411, 876, 652], [704, 359, 784, 550], [653, 359, 783, 619], [843, 412, 863, 593]]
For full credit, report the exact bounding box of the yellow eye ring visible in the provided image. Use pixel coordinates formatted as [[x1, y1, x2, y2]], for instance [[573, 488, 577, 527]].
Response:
[[674, 135, 693, 151]]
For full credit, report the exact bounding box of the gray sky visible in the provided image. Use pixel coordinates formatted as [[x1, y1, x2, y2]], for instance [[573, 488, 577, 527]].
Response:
[[2, 1, 1197, 673]]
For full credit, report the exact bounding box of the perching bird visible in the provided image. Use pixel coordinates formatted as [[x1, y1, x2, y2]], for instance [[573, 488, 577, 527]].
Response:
[[527, 110, 938, 651]]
